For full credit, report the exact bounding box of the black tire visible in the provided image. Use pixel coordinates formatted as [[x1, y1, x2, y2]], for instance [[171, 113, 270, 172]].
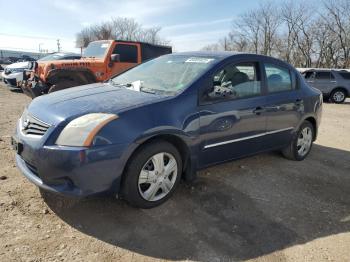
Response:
[[282, 121, 314, 161], [48, 80, 79, 93], [330, 89, 346, 104], [121, 141, 182, 209], [322, 94, 330, 103]]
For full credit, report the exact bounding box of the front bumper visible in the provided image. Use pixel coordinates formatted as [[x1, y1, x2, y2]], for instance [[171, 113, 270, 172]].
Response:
[[21, 77, 46, 98], [13, 133, 129, 197], [16, 154, 82, 196], [2, 72, 24, 88], [3, 77, 17, 87]]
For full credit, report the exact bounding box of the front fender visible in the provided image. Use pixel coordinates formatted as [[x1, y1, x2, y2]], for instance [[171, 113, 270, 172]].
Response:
[[46, 68, 97, 84]]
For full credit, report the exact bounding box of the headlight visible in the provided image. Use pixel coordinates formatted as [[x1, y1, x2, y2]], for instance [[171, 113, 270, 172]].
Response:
[[55, 113, 118, 147], [11, 68, 26, 73]]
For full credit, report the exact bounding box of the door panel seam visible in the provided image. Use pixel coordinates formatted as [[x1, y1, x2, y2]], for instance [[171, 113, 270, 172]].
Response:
[[204, 127, 294, 149]]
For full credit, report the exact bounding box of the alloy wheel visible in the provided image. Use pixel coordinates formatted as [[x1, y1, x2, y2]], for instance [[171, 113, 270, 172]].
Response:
[[138, 152, 178, 202], [333, 91, 345, 103]]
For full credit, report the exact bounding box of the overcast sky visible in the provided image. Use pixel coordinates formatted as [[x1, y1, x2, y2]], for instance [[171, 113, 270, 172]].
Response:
[[0, 0, 264, 53]]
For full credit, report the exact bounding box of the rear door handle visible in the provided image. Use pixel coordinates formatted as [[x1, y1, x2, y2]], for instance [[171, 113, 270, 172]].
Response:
[[265, 105, 281, 111]]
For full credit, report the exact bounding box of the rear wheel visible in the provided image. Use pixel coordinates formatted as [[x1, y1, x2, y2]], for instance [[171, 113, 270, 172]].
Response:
[[121, 141, 182, 208], [282, 121, 314, 161], [330, 89, 346, 104]]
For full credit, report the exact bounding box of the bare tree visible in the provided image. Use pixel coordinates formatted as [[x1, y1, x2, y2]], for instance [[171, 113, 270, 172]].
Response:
[[259, 2, 281, 56], [202, 0, 350, 68], [76, 17, 168, 48], [322, 0, 350, 68], [237, 9, 261, 53]]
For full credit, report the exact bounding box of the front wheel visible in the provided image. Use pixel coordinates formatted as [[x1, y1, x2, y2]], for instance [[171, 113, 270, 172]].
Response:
[[282, 121, 314, 161], [121, 141, 182, 208]]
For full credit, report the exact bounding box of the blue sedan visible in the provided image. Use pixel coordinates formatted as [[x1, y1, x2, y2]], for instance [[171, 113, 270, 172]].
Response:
[[12, 52, 322, 208]]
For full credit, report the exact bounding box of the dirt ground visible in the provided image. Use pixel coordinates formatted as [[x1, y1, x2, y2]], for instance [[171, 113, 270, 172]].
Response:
[[0, 82, 349, 262]]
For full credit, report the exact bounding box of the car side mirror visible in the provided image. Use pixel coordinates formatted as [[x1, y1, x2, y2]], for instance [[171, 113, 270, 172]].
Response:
[[111, 54, 120, 63]]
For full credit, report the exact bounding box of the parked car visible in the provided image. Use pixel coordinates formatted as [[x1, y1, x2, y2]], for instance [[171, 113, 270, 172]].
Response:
[[302, 69, 350, 103], [21, 40, 172, 98], [2, 52, 81, 89], [12, 52, 322, 208], [1, 61, 32, 88], [19, 55, 36, 62]]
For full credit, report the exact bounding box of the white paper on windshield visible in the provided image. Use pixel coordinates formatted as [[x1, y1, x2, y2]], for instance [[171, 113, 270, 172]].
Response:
[[185, 57, 214, 63], [101, 43, 109, 48], [127, 80, 143, 91]]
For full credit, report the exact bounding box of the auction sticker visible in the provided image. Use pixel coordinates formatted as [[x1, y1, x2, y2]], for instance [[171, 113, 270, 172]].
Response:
[[185, 57, 214, 63]]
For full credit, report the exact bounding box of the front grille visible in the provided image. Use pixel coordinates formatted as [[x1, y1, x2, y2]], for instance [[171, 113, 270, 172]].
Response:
[[21, 111, 50, 136]]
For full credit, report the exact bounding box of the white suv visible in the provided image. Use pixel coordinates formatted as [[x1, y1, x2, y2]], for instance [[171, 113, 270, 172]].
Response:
[[2, 61, 31, 89]]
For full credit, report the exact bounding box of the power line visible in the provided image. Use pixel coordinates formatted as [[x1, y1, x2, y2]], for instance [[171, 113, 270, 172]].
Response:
[[0, 32, 74, 41]]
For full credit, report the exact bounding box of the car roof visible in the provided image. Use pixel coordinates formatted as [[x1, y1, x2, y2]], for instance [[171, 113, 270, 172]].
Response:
[[171, 51, 240, 58], [168, 51, 292, 66], [304, 68, 350, 73]]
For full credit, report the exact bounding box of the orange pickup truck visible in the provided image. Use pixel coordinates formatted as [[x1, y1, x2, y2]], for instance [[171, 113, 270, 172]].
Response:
[[21, 40, 172, 98]]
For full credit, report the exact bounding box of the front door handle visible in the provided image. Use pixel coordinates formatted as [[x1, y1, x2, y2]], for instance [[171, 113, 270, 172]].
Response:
[[295, 98, 303, 106], [253, 107, 265, 115]]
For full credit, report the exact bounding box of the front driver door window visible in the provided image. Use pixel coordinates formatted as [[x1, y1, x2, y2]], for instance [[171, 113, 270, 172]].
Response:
[[208, 63, 261, 100], [198, 61, 268, 167]]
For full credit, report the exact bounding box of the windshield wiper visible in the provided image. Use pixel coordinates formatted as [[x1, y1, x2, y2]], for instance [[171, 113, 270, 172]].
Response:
[[109, 79, 129, 87], [140, 87, 156, 94]]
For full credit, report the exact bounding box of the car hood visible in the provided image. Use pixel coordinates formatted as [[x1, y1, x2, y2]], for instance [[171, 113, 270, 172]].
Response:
[[27, 83, 166, 125], [6, 61, 31, 69]]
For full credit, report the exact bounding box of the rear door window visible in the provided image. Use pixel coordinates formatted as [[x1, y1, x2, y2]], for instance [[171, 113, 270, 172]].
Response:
[[339, 72, 350, 80], [264, 63, 293, 93], [113, 44, 138, 63], [315, 72, 332, 80]]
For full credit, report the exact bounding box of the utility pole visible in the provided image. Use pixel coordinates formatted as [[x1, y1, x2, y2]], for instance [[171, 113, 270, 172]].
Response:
[[57, 39, 61, 52], [39, 43, 43, 53]]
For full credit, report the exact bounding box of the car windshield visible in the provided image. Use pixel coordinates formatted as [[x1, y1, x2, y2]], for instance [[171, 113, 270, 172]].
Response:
[[82, 41, 111, 58], [111, 55, 216, 95], [38, 53, 69, 61]]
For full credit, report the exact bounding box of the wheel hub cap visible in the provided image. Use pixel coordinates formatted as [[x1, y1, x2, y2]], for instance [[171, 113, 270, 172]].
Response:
[[297, 127, 313, 157], [138, 152, 178, 202]]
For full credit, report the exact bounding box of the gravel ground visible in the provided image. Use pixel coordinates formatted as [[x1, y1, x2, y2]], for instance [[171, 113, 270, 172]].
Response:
[[0, 83, 349, 262]]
